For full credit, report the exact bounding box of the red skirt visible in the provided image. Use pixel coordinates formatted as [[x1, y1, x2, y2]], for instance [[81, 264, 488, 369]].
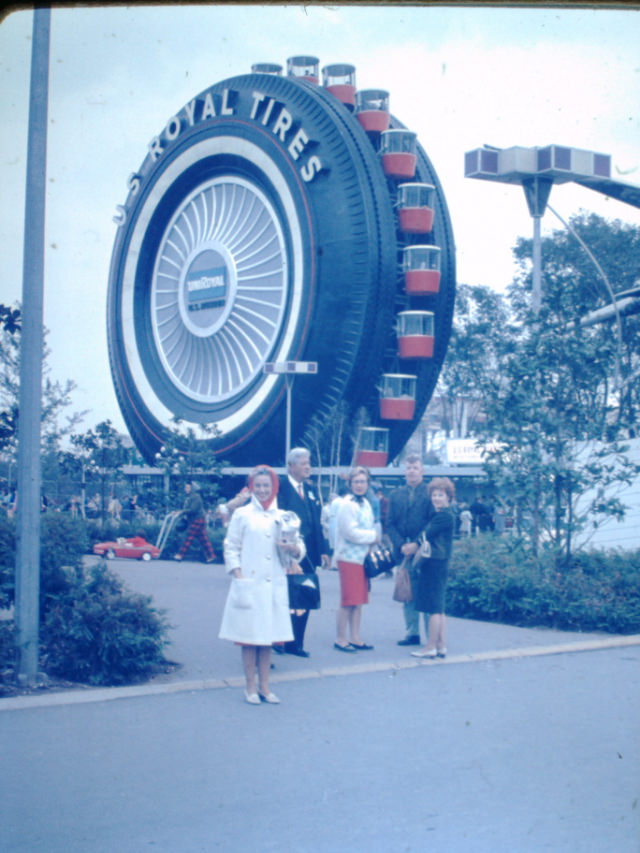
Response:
[[337, 560, 369, 606]]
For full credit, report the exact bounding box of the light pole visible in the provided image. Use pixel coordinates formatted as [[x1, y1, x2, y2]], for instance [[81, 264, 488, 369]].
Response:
[[263, 361, 318, 461], [15, 8, 50, 684]]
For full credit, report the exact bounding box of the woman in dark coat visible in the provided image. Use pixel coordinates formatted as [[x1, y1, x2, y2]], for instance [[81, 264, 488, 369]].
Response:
[[410, 477, 455, 659]]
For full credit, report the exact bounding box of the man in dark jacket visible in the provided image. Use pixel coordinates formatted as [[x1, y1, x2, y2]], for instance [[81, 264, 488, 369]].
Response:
[[386, 454, 434, 645], [470, 495, 492, 535], [174, 482, 216, 563], [277, 447, 329, 657]]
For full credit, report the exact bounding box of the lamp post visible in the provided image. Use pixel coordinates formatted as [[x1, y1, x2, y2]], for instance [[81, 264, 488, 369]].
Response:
[[263, 362, 318, 460], [15, 8, 50, 684]]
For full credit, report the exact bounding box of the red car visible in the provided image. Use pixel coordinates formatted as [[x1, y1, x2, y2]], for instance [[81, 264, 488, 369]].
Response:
[[93, 536, 160, 561]]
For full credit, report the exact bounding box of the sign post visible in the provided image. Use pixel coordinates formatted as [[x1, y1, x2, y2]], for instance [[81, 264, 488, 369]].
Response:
[[263, 362, 318, 461]]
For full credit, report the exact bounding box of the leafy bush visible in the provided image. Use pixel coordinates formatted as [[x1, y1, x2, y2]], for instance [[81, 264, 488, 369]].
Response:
[[447, 537, 640, 634], [40, 561, 170, 686], [0, 513, 88, 610], [2, 514, 171, 688], [0, 619, 16, 683], [40, 514, 89, 602]]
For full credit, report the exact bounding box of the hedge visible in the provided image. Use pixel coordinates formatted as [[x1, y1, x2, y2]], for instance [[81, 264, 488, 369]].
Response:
[[447, 537, 640, 634]]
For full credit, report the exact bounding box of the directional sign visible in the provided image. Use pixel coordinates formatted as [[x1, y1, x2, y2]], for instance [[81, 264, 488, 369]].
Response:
[[263, 362, 318, 374]]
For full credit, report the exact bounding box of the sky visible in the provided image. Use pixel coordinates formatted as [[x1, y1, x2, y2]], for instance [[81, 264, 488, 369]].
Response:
[[1, 3, 639, 436]]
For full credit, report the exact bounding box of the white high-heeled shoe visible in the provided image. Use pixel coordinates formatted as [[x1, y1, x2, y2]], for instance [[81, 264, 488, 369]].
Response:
[[411, 647, 437, 659], [259, 691, 281, 704]]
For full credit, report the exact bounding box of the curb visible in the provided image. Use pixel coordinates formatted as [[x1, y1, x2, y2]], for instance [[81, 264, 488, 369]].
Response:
[[2, 634, 639, 712]]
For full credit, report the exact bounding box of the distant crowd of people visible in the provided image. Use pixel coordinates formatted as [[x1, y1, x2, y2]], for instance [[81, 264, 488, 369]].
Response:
[[0, 487, 155, 522]]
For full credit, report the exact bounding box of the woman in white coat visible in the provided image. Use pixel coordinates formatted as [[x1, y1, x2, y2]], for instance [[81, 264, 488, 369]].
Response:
[[219, 465, 305, 705]]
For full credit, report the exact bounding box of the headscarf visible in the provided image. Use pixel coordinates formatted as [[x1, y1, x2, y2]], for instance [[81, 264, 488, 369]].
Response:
[[248, 464, 279, 510]]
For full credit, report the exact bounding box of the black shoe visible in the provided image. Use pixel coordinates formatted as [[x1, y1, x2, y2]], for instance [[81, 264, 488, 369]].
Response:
[[334, 642, 356, 653], [272, 644, 285, 655], [397, 635, 420, 646], [348, 642, 374, 651], [287, 647, 310, 658]]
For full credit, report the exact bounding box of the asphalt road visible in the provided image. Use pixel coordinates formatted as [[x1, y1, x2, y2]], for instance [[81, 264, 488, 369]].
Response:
[[1, 558, 639, 852]]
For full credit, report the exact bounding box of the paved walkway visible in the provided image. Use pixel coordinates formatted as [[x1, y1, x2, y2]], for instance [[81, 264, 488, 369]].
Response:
[[2, 556, 638, 711]]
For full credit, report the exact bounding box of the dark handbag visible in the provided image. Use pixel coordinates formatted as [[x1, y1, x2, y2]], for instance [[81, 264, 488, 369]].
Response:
[[287, 573, 321, 610], [363, 544, 394, 579], [392, 559, 413, 603]]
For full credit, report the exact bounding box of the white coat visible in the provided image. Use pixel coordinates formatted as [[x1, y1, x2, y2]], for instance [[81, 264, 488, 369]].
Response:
[[218, 495, 305, 646]]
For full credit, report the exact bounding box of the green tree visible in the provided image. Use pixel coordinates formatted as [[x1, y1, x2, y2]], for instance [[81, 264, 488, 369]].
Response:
[[0, 305, 21, 336], [0, 303, 86, 486], [478, 213, 640, 564], [305, 400, 348, 496], [153, 419, 222, 511], [0, 304, 21, 454], [511, 212, 640, 429], [434, 283, 513, 438], [70, 421, 128, 523]]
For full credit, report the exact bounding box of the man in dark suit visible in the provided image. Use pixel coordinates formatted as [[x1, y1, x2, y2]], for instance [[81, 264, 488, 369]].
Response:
[[386, 454, 434, 646], [277, 447, 329, 657]]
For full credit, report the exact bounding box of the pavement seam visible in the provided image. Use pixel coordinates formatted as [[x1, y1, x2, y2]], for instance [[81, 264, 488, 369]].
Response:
[[2, 634, 638, 712]]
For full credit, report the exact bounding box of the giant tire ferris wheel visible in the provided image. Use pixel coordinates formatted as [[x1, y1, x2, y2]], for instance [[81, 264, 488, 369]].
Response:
[[107, 58, 456, 466]]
